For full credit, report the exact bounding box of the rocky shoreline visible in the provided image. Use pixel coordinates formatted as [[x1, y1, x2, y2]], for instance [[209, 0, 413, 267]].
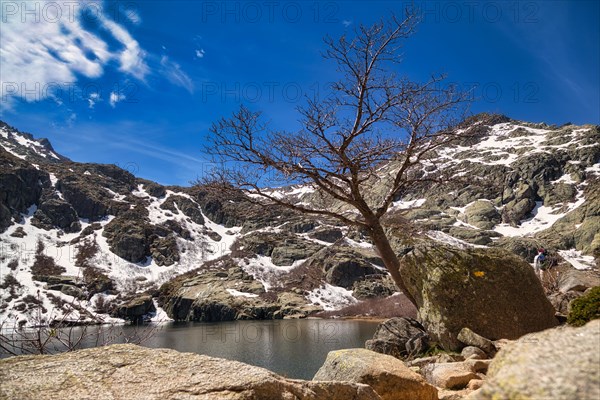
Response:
[[1, 320, 598, 400]]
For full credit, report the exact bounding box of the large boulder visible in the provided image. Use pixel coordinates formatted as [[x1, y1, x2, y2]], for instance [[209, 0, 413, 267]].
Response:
[[365, 317, 429, 359], [492, 236, 546, 262], [557, 269, 600, 293], [113, 294, 156, 323], [238, 232, 323, 266], [313, 348, 438, 400], [159, 267, 321, 321], [469, 320, 600, 400], [421, 361, 485, 390], [103, 218, 149, 263], [0, 344, 380, 400], [32, 197, 81, 233], [308, 246, 382, 289], [353, 276, 397, 299], [400, 242, 558, 350], [502, 197, 536, 225], [463, 200, 501, 230]]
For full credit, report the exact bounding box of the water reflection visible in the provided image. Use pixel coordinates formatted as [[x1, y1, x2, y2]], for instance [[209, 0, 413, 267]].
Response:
[[141, 319, 379, 380], [1, 319, 379, 379]]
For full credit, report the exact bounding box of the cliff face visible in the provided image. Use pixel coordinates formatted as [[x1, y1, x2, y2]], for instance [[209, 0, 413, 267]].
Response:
[[0, 116, 598, 327]]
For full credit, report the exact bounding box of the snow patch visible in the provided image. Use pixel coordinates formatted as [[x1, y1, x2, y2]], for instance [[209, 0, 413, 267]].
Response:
[[426, 230, 486, 249], [241, 256, 303, 291], [306, 284, 357, 311], [494, 189, 586, 237], [551, 173, 577, 185], [558, 249, 596, 270], [226, 289, 259, 298], [391, 198, 426, 210]]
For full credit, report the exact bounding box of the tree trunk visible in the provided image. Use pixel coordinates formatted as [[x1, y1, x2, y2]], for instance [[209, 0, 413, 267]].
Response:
[[367, 221, 418, 307]]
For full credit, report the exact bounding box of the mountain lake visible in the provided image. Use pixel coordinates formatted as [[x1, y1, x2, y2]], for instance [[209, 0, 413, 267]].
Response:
[[3, 319, 380, 380]]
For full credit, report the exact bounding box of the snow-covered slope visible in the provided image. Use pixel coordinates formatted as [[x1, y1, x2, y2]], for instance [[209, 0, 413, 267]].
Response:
[[1, 115, 598, 328]]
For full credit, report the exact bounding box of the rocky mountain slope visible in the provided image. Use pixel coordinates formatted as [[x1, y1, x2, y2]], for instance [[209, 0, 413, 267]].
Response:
[[0, 115, 598, 328]]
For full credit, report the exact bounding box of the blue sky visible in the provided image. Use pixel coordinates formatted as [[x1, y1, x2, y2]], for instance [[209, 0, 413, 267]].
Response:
[[1, 0, 598, 186]]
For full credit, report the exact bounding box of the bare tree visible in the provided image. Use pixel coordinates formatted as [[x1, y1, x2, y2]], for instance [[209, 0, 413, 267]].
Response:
[[205, 12, 471, 306]]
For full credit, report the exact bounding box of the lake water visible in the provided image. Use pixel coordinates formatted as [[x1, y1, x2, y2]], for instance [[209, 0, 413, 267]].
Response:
[[134, 319, 380, 380], [2, 319, 380, 380]]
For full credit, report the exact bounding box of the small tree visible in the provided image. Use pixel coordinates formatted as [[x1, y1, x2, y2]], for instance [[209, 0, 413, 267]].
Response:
[[205, 12, 471, 306]]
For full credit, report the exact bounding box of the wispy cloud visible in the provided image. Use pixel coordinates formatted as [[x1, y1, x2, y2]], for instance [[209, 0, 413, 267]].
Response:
[[160, 56, 194, 94], [0, 0, 149, 105], [88, 92, 101, 109], [109, 92, 126, 108], [195, 49, 206, 59]]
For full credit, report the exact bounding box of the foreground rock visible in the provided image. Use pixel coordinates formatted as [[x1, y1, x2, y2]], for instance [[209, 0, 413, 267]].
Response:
[[365, 317, 429, 359], [400, 243, 558, 350], [313, 348, 438, 400], [0, 344, 380, 400], [469, 320, 600, 400], [422, 360, 490, 390]]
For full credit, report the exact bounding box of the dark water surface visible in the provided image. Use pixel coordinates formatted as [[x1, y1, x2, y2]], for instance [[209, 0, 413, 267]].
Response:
[[2, 319, 379, 379], [124, 319, 379, 380]]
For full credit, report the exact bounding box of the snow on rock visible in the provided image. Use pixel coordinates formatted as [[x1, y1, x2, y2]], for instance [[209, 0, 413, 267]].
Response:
[[150, 300, 174, 322], [585, 163, 600, 176], [226, 289, 259, 298], [435, 123, 595, 169], [426, 230, 486, 249], [551, 173, 577, 185], [343, 238, 373, 249], [494, 189, 586, 237], [0, 208, 109, 327], [391, 198, 426, 210], [240, 256, 303, 291], [558, 249, 596, 270], [104, 188, 127, 202], [306, 284, 357, 311]]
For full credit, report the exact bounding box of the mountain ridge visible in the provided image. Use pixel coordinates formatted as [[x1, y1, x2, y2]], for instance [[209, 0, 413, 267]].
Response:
[[0, 115, 598, 327]]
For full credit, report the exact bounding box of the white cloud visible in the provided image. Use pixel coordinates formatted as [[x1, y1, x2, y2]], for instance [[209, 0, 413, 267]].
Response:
[[195, 49, 205, 59], [0, 0, 148, 104], [109, 92, 126, 108], [88, 92, 101, 109], [342, 20, 352, 27], [160, 56, 194, 94], [97, 14, 149, 80]]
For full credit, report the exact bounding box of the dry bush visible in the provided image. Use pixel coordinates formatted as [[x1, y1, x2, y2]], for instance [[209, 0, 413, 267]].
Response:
[[7, 259, 18, 271], [75, 239, 99, 268], [31, 240, 65, 277], [1, 293, 159, 357], [0, 274, 21, 290]]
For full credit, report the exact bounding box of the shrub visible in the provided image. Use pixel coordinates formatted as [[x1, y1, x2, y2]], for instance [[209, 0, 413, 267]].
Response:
[[7, 259, 18, 271], [31, 240, 65, 277], [567, 286, 600, 327], [82, 267, 114, 297], [75, 239, 99, 268], [0, 274, 21, 290]]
